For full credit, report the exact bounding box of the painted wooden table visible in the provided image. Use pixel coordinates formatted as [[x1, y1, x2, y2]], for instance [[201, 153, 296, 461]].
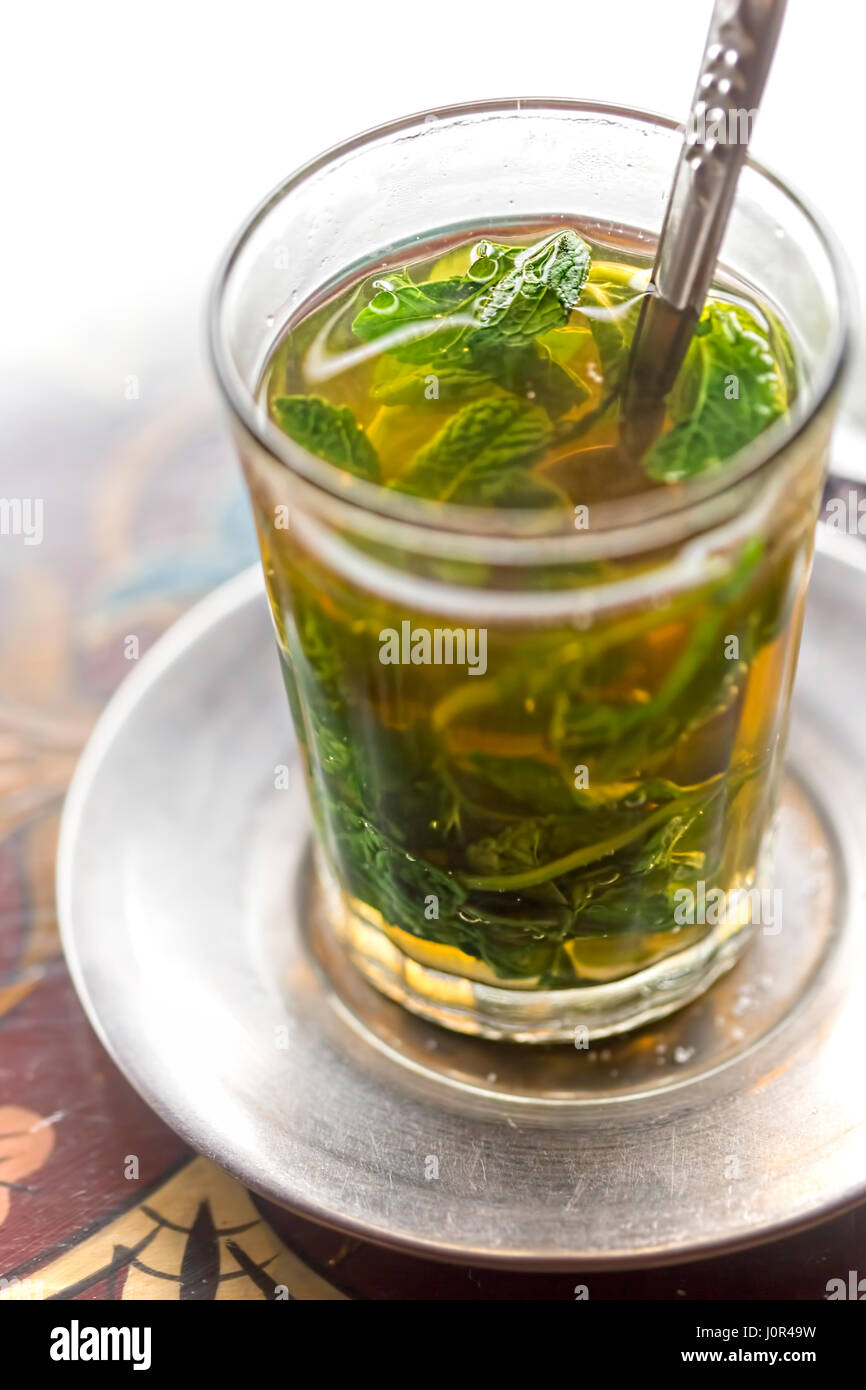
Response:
[[1, 373, 864, 1300]]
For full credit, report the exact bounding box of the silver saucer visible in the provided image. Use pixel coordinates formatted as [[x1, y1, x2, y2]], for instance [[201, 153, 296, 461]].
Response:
[[57, 529, 866, 1269]]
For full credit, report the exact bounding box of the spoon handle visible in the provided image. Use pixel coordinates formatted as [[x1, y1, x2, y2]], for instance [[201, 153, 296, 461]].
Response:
[[625, 0, 788, 423], [657, 0, 788, 317]]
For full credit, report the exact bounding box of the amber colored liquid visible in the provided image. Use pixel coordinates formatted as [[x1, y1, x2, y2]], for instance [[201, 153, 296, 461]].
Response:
[[248, 223, 821, 992]]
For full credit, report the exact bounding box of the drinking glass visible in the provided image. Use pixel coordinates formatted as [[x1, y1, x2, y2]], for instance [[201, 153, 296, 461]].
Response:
[[210, 100, 848, 1042]]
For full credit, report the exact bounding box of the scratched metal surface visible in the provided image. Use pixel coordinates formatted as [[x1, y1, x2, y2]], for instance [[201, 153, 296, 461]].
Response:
[[56, 531, 866, 1270]]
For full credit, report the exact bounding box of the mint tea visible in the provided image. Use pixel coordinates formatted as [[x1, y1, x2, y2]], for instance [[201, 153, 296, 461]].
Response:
[[240, 222, 825, 1040], [213, 104, 843, 1041]]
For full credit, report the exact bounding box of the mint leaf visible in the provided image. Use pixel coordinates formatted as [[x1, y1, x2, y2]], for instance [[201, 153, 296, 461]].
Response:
[[546, 229, 593, 310], [468, 338, 589, 419], [467, 466, 568, 509], [370, 356, 490, 405], [461, 774, 724, 892], [272, 395, 380, 481], [473, 229, 591, 342], [371, 338, 587, 420], [643, 302, 790, 483], [464, 753, 581, 815], [392, 397, 551, 503], [351, 272, 477, 344], [362, 230, 594, 421], [352, 229, 592, 367]]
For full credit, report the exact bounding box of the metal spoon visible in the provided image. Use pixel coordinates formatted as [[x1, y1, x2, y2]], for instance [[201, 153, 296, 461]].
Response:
[[621, 0, 788, 456]]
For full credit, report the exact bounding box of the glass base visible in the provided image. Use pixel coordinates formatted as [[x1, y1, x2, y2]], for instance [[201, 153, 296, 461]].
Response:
[[316, 856, 756, 1044]]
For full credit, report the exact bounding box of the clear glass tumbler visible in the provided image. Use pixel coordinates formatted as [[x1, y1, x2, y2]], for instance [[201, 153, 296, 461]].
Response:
[[210, 100, 848, 1042]]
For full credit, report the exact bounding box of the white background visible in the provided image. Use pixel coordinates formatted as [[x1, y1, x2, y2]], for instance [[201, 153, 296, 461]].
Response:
[[2, 0, 864, 405]]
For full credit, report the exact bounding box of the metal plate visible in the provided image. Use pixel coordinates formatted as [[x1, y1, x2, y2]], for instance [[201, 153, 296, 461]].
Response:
[[57, 530, 866, 1269]]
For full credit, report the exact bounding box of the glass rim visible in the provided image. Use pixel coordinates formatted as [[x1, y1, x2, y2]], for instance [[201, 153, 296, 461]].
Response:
[[208, 96, 852, 555]]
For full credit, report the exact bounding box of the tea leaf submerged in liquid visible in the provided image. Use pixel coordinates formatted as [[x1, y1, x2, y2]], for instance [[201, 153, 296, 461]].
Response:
[[392, 398, 557, 506], [271, 395, 380, 480], [255, 223, 816, 990], [643, 301, 792, 483], [267, 225, 793, 503]]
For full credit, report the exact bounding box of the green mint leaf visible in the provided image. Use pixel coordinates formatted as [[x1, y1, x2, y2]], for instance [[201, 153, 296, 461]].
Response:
[[472, 229, 592, 343], [272, 395, 380, 481], [352, 229, 592, 370], [467, 338, 589, 419], [391, 397, 551, 504], [463, 753, 581, 815], [371, 338, 588, 420], [545, 229, 593, 310], [370, 356, 490, 405], [466, 466, 569, 509], [643, 302, 790, 483], [461, 775, 723, 892], [350, 272, 477, 346]]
